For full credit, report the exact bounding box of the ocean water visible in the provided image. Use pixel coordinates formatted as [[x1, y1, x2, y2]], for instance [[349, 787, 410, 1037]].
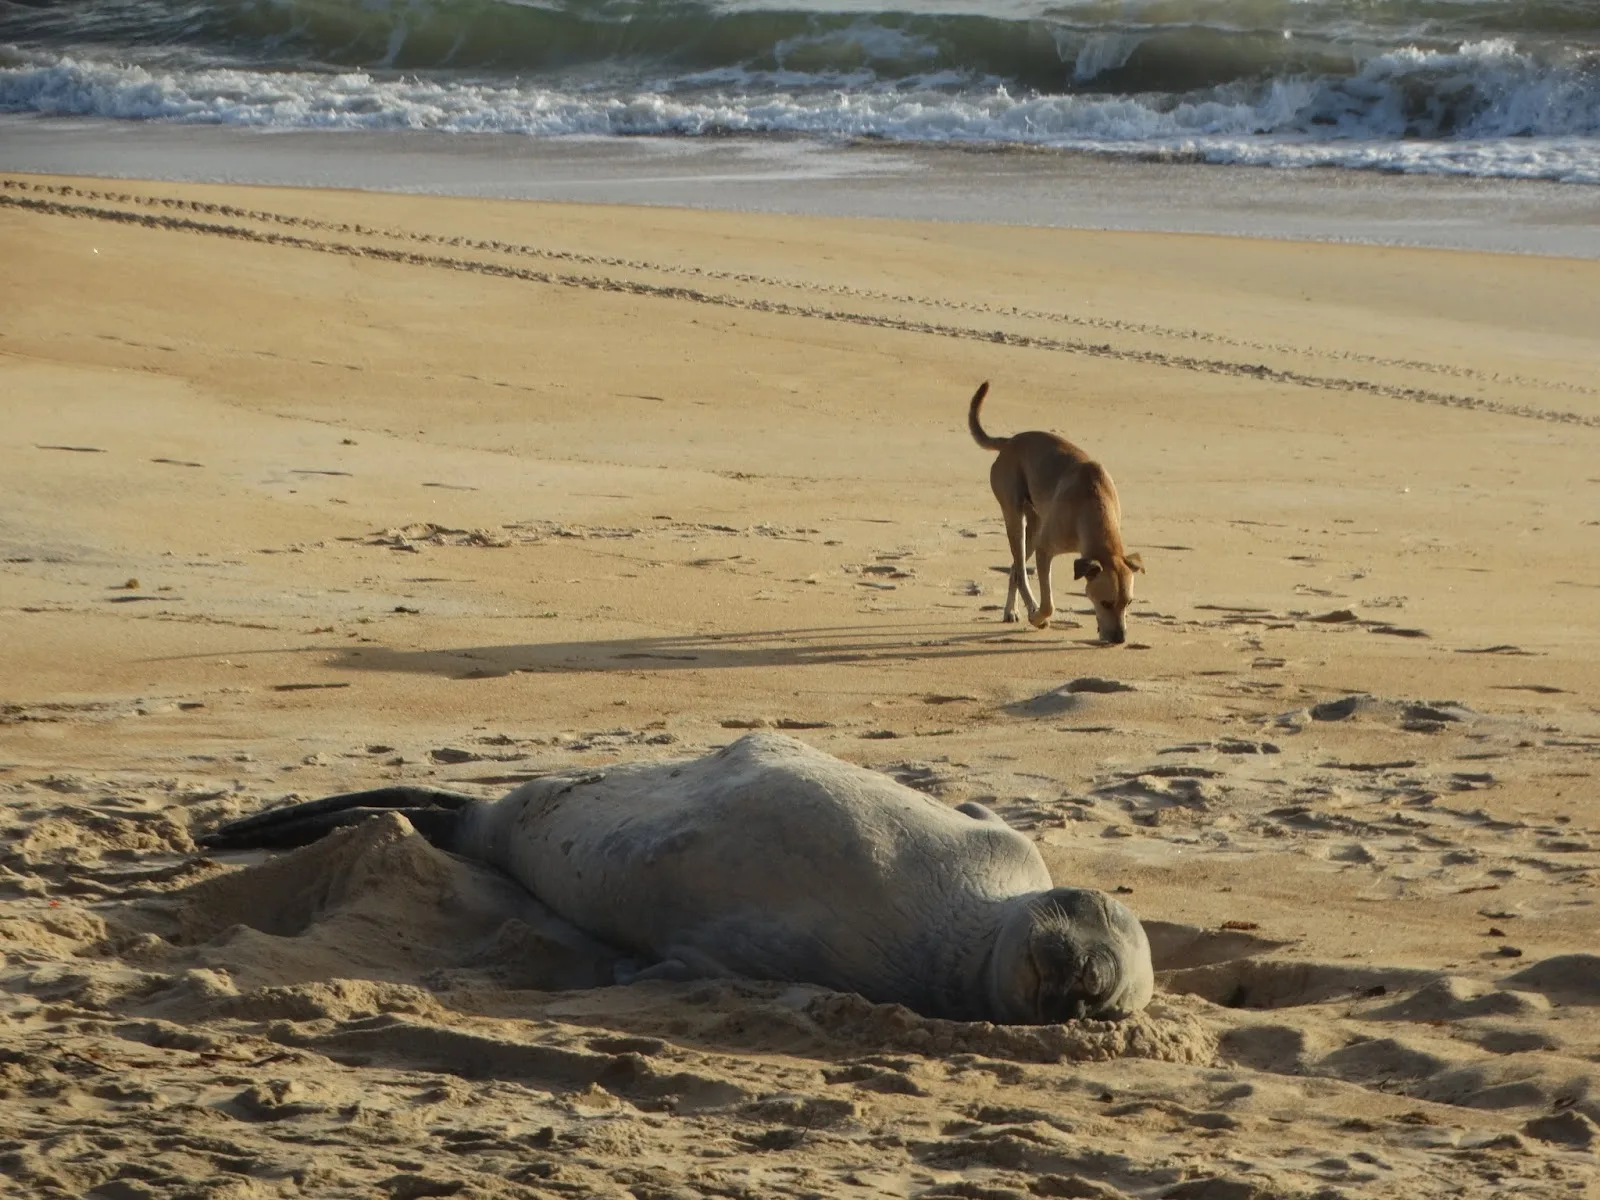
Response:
[[2, 0, 1598, 185]]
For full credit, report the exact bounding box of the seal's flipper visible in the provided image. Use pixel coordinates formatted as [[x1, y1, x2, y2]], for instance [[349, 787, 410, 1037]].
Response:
[[198, 786, 476, 852]]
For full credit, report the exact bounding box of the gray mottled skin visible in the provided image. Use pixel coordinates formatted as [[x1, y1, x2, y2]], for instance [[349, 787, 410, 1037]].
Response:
[[453, 732, 1153, 1023]]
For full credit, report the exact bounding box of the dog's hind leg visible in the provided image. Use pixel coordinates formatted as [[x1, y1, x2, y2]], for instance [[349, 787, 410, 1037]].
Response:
[[198, 786, 476, 852], [1002, 507, 1037, 624]]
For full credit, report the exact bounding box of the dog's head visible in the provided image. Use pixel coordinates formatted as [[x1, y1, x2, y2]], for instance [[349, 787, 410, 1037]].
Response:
[[1074, 552, 1143, 644]]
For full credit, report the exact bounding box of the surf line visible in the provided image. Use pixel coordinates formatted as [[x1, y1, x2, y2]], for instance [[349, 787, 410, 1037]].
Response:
[[4, 190, 1594, 431]]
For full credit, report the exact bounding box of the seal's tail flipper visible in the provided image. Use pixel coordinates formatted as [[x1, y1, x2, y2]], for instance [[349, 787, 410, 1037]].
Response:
[[197, 786, 476, 852]]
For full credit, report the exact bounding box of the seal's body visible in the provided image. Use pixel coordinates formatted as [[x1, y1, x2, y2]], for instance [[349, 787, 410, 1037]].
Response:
[[461, 734, 1056, 1020], [201, 733, 1154, 1024]]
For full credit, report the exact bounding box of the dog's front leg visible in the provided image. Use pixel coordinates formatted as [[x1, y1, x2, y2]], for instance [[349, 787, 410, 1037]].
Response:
[[1029, 549, 1055, 629]]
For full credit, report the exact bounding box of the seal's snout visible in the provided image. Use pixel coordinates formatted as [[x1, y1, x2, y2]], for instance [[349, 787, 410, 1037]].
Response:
[[1007, 888, 1155, 1024]]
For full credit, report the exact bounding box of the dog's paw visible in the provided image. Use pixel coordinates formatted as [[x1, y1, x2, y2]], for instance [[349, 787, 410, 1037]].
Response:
[[1001, 610, 1020, 624], [1028, 609, 1052, 630]]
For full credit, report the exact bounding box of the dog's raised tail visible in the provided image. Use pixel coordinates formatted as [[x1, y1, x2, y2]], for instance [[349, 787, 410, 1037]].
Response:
[[967, 381, 1007, 452]]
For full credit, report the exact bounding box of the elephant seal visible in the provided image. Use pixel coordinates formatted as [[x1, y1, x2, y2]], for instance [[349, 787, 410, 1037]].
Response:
[[199, 732, 1154, 1024]]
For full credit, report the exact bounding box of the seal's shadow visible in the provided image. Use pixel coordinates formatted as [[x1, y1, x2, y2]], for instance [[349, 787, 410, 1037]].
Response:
[[333, 621, 1108, 680]]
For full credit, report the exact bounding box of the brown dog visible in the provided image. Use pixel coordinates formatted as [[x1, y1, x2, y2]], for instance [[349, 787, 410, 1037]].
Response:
[[968, 382, 1143, 644]]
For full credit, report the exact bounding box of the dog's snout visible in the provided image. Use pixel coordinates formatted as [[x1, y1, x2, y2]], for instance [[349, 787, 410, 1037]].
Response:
[[1106, 629, 1126, 645]]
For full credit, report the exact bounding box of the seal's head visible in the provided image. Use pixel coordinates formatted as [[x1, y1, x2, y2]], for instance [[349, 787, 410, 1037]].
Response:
[[988, 888, 1153, 1023]]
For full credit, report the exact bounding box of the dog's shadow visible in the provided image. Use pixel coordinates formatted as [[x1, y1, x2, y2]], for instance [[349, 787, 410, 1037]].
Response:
[[334, 621, 1110, 680]]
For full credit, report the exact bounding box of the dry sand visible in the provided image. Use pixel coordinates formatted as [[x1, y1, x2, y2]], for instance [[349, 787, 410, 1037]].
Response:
[[2, 173, 1599, 1199]]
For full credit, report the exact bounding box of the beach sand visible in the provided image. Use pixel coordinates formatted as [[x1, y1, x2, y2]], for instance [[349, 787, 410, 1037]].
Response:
[[3, 172, 1599, 1198]]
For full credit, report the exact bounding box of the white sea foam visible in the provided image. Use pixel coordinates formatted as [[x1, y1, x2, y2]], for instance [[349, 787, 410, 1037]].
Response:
[[2, 46, 1598, 184]]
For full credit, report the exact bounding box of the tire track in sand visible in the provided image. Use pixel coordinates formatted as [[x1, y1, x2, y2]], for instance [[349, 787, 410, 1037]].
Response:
[[4, 186, 1598, 431], [7, 178, 1590, 400]]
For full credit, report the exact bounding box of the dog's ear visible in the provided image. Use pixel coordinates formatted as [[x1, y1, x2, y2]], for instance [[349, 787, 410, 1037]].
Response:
[[1074, 557, 1102, 581], [1123, 552, 1144, 573]]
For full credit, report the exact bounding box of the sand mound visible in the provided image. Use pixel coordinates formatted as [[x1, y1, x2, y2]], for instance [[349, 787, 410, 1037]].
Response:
[[1007, 678, 1138, 718], [1524, 1110, 1599, 1149], [1366, 976, 1551, 1021], [149, 813, 620, 994], [801, 992, 1217, 1066], [1504, 954, 1600, 1005]]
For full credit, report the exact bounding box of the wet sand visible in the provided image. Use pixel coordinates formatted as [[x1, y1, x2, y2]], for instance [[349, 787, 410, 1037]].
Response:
[[2, 172, 1599, 1199], [5, 115, 1600, 258]]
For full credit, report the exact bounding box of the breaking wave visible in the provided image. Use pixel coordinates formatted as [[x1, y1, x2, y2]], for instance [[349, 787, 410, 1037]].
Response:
[[2, 0, 1597, 183]]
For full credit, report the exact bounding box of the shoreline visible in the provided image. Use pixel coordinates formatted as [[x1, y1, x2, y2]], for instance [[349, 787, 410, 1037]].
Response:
[[3, 115, 1600, 259]]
